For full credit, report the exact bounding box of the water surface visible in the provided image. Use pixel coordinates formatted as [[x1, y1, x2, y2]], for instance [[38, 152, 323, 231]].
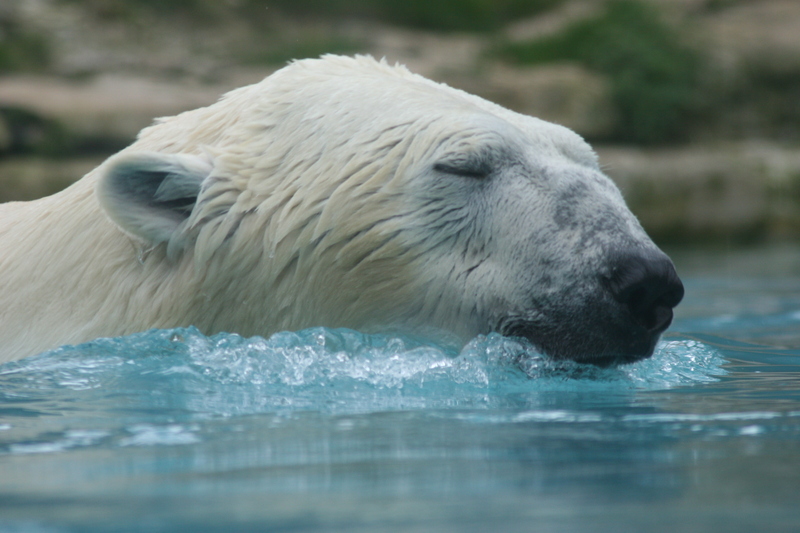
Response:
[[1, 245, 799, 532]]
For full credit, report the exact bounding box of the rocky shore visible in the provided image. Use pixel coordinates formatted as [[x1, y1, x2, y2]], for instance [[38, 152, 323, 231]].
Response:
[[2, 0, 800, 243]]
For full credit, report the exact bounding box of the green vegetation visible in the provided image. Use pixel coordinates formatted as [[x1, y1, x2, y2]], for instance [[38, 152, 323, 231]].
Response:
[[497, 0, 701, 145], [55, 0, 230, 22], [58, 0, 565, 32], [0, 20, 49, 73], [722, 67, 800, 142], [0, 107, 129, 158], [262, 0, 565, 32], [0, 108, 68, 157]]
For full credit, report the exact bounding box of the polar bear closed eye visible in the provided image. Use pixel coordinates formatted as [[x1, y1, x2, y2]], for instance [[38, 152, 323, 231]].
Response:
[[0, 55, 683, 365]]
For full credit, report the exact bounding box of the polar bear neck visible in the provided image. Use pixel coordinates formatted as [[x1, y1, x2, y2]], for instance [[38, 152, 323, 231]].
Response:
[[0, 177, 193, 360]]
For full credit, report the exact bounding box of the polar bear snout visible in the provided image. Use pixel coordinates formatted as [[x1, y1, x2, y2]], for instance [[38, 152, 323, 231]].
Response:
[[604, 249, 684, 337], [500, 248, 683, 366], [549, 248, 686, 366]]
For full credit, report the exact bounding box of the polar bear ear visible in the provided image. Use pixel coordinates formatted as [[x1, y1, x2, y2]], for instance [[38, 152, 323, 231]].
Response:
[[96, 151, 213, 247]]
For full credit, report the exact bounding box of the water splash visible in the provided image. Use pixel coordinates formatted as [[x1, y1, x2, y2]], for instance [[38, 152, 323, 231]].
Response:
[[0, 328, 726, 418]]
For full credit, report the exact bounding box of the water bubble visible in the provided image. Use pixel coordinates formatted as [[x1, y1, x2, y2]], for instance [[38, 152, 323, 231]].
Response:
[[1, 329, 727, 418]]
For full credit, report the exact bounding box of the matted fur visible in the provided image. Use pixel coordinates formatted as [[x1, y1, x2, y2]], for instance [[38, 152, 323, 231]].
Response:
[[0, 55, 677, 363]]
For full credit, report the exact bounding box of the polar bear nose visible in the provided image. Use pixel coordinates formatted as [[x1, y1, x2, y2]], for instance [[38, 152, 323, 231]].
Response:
[[605, 250, 684, 334]]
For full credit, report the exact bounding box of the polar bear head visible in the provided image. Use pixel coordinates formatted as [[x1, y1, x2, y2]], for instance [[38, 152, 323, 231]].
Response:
[[96, 55, 683, 365]]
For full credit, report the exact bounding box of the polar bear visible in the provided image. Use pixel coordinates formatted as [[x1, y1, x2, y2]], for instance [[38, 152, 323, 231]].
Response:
[[0, 55, 683, 365]]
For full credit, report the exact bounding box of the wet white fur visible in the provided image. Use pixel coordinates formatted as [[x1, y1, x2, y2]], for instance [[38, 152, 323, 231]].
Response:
[[0, 55, 649, 363]]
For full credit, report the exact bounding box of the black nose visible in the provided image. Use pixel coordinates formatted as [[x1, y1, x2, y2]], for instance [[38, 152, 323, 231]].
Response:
[[605, 249, 684, 334]]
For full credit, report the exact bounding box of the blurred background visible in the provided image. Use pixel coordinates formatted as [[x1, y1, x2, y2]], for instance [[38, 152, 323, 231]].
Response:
[[2, 0, 800, 246]]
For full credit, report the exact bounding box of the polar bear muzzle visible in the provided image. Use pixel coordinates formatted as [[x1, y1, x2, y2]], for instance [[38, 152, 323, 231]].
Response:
[[498, 246, 683, 366]]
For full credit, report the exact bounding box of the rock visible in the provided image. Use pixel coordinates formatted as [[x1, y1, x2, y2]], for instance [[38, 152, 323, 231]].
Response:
[[360, 25, 484, 79], [702, 0, 800, 74], [504, 0, 603, 43], [0, 74, 258, 148], [599, 143, 800, 242], [479, 63, 615, 139]]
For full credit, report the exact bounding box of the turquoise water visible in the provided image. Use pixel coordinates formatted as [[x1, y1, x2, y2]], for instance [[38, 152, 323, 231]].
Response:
[[2, 246, 800, 532]]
